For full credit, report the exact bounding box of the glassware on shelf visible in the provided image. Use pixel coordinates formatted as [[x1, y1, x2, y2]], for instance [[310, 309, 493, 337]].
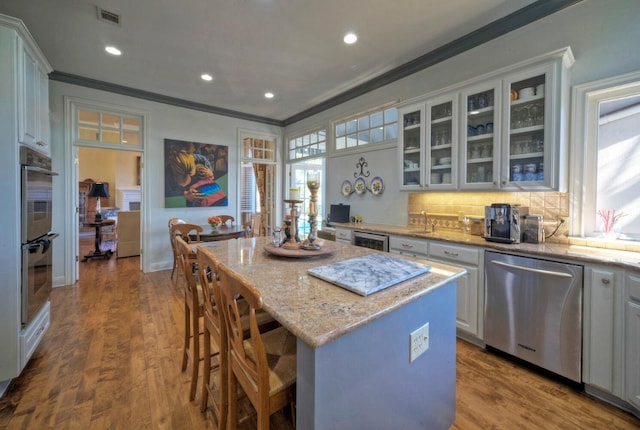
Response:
[[481, 143, 491, 158]]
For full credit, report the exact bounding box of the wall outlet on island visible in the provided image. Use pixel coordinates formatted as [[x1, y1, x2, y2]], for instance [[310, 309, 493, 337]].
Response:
[[409, 322, 429, 362]]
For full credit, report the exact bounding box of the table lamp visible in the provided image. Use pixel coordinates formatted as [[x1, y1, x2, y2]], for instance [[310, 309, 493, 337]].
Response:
[[89, 182, 110, 222]]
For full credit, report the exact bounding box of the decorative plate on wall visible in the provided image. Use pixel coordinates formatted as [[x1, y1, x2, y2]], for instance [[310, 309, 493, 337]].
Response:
[[370, 176, 384, 195], [341, 180, 353, 197], [354, 177, 367, 195]]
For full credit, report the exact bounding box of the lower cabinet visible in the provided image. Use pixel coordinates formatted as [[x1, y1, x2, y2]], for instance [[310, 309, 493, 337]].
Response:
[[583, 265, 625, 399], [390, 236, 484, 341], [429, 242, 483, 341], [626, 274, 640, 410], [335, 227, 351, 244]]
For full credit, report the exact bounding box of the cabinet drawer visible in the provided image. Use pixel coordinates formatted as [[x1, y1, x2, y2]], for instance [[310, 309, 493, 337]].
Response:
[[629, 274, 640, 302], [390, 236, 428, 256], [430, 242, 480, 266], [335, 228, 352, 241], [20, 300, 50, 369]]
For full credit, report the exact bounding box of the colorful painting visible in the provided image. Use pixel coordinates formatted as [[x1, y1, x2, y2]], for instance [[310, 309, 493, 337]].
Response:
[[164, 139, 229, 208]]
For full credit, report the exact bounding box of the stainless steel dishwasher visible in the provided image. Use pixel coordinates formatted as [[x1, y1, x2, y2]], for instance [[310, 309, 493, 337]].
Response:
[[484, 251, 583, 383]]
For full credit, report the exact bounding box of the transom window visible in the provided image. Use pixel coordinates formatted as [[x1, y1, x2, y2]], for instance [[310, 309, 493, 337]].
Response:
[[288, 128, 327, 160], [76, 109, 142, 147], [334, 107, 398, 150]]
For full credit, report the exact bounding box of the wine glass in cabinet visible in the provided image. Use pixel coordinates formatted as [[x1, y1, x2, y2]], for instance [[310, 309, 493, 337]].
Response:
[[426, 94, 458, 189], [399, 104, 424, 189], [461, 82, 500, 189]]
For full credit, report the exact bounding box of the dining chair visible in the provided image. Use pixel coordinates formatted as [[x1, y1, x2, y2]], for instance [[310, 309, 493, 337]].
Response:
[[168, 218, 186, 283], [243, 213, 263, 238], [176, 235, 207, 401], [219, 215, 235, 226], [217, 260, 297, 430]]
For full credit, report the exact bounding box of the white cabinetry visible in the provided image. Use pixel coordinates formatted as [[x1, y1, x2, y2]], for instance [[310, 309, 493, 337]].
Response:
[[335, 227, 352, 244], [583, 265, 625, 398], [429, 242, 483, 341], [397, 47, 573, 192], [626, 273, 640, 410], [17, 27, 52, 154], [0, 15, 52, 383], [389, 235, 428, 258]]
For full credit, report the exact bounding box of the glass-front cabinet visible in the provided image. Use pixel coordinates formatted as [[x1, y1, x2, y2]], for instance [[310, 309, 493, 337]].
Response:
[[397, 47, 573, 192], [399, 104, 424, 189], [501, 62, 557, 190], [426, 94, 458, 189], [460, 82, 500, 189]]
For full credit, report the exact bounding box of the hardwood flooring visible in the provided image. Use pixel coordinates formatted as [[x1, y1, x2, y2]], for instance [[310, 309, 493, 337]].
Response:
[[0, 238, 638, 429]]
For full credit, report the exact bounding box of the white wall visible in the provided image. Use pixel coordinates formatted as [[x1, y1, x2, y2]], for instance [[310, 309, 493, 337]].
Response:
[[285, 0, 640, 226], [49, 82, 282, 284]]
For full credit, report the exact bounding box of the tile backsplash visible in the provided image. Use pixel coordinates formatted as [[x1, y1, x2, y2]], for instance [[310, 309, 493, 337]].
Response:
[[408, 191, 570, 243]]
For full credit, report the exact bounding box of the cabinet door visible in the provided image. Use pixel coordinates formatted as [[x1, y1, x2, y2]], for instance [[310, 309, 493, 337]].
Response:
[[398, 104, 424, 189], [501, 62, 557, 190], [460, 81, 501, 189], [455, 265, 478, 336], [36, 62, 50, 153], [426, 93, 458, 190], [626, 274, 640, 410], [18, 40, 38, 147], [584, 266, 624, 396], [627, 300, 640, 410]]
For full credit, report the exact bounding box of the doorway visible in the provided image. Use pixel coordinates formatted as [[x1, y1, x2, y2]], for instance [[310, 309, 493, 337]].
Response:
[[76, 146, 142, 277]]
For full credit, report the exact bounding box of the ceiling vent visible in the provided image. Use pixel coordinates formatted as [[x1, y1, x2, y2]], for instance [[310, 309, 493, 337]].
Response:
[[97, 7, 121, 26]]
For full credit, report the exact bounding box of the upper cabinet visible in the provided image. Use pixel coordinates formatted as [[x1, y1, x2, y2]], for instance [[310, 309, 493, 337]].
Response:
[[0, 15, 54, 155], [398, 47, 574, 192], [18, 34, 52, 154]]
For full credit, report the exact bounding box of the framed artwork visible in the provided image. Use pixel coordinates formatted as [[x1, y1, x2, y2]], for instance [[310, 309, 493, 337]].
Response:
[[164, 138, 229, 208]]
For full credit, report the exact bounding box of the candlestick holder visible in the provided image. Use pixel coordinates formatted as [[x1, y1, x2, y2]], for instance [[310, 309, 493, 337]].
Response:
[[306, 175, 320, 246], [283, 199, 303, 249]]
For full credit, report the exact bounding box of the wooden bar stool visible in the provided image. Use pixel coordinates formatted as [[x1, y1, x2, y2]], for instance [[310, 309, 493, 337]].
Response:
[[197, 249, 227, 429], [171, 223, 202, 289], [168, 218, 186, 283], [217, 261, 296, 430], [176, 235, 209, 401]]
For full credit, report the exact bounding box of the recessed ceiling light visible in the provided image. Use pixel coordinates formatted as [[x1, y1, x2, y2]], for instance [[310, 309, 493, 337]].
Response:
[[201, 74, 213, 82], [264, 92, 275, 99], [105, 46, 121, 56], [343, 33, 357, 44]]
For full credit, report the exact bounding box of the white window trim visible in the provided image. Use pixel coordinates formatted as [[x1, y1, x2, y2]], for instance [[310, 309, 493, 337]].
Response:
[[286, 126, 327, 162], [331, 102, 399, 154], [570, 70, 640, 237]]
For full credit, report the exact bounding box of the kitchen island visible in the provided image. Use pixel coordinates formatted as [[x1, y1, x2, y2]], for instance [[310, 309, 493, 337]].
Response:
[[197, 237, 466, 430]]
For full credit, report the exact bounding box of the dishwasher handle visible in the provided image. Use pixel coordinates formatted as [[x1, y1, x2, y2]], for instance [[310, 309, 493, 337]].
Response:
[[490, 259, 573, 278]]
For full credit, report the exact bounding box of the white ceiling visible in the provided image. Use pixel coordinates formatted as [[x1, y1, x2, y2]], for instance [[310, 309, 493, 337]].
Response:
[[1, 0, 554, 124]]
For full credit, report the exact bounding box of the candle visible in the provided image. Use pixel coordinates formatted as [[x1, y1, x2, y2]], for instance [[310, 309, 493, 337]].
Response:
[[289, 187, 300, 201]]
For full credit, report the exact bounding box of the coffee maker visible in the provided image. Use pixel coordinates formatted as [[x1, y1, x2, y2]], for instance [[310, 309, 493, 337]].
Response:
[[484, 204, 529, 243]]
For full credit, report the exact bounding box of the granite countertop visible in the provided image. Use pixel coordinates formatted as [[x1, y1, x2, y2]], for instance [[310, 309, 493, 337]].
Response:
[[196, 237, 466, 348], [331, 222, 640, 270]]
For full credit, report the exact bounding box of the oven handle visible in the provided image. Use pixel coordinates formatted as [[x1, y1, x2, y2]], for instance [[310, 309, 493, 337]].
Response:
[[491, 260, 573, 278], [23, 233, 59, 254], [22, 165, 59, 176]]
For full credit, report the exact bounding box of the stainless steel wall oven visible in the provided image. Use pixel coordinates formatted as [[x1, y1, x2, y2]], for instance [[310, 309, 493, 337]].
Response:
[[20, 147, 58, 326]]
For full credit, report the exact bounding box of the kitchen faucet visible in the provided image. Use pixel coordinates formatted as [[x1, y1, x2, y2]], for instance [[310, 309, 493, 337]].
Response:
[[421, 211, 435, 232]]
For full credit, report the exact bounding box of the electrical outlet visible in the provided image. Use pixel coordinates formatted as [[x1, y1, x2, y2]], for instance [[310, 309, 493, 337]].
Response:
[[409, 322, 429, 362]]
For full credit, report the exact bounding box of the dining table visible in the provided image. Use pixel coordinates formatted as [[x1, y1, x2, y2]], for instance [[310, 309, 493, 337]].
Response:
[[196, 236, 465, 430], [190, 224, 246, 242]]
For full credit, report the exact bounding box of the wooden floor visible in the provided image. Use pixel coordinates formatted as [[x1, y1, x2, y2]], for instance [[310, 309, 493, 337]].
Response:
[[0, 238, 638, 429]]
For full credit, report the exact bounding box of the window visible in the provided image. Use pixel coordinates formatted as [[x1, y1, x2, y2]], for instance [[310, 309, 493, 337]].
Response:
[[334, 107, 398, 150], [288, 158, 325, 237], [76, 108, 142, 147], [571, 72, 640, 240], [288, 128, 327, 160], [240, 162, 259, 214]]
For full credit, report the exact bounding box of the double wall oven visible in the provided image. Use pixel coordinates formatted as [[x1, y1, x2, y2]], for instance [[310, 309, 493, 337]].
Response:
[[20, 147, 58, 326]]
